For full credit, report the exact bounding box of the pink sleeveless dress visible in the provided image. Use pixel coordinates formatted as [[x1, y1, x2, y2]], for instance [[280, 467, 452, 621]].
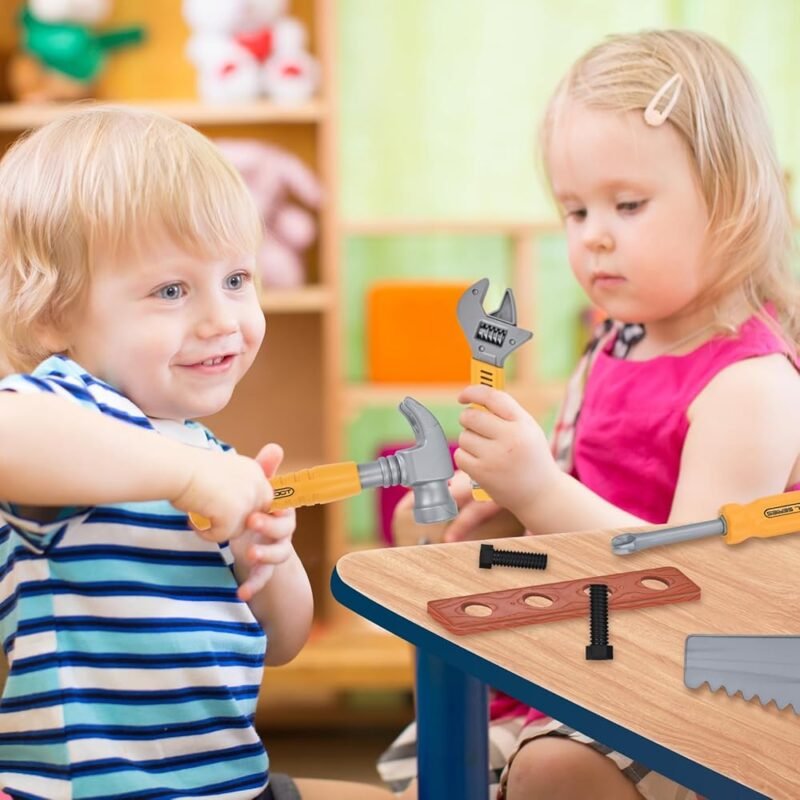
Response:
[[491, 311, 800, 727]]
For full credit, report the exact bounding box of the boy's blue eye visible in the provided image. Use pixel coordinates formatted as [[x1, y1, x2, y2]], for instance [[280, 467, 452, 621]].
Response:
[[156, 283, 185, 300], [225, 271, 250, 290]]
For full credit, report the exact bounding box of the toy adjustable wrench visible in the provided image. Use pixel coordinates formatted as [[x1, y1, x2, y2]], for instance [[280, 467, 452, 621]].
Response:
[[457, 278, 533, 501], [189, 397, 457, 530]]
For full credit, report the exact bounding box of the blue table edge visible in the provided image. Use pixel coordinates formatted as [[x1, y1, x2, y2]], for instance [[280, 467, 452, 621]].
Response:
[[331, 566, 770, 800]]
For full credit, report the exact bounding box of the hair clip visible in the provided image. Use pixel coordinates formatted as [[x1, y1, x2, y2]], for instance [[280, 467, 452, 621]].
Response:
[[644, 73, 683, 127]]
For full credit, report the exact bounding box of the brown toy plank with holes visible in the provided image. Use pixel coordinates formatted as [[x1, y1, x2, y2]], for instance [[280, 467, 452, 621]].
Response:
[[427, 566, 700, 634]]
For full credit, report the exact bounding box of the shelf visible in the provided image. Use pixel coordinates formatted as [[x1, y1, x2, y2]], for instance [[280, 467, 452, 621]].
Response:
[[259, 285, 331, 314], [258, 616, 414, 697], [344, 380, 567, 414], [341, 218, 561, 236], [0, 99, 327, 131], [345, 383, 464, 413]]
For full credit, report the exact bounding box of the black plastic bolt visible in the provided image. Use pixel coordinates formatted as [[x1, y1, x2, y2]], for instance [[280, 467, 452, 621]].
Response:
[[479, 543, 547, 570], [585, 583, 613, 660]]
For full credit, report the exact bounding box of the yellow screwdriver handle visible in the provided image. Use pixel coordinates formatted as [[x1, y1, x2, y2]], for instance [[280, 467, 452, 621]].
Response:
[[188, 461, 363, 531], [469, 358, 506, 502], [721, 490, 800, 545]]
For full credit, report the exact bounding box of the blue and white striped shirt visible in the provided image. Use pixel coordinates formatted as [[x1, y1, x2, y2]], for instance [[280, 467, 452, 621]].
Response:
[[0, 356, 268, 800]]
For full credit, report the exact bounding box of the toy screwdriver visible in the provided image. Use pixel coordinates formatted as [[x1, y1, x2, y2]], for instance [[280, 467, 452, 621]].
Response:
[[611, 490, 800, 555]]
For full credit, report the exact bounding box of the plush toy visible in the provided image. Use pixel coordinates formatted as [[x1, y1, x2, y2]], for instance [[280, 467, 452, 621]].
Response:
[[9, 0, 145, 103], [183, 0, 319, 105], [262, 17, 320, 105], [215, 138, 322, 288]]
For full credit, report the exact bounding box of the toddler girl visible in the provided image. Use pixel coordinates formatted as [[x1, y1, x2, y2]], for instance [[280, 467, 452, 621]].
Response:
[[383, 28, 800, 800]]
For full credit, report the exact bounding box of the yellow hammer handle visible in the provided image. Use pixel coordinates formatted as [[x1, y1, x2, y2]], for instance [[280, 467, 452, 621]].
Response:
[[188, 461, 363, 531], [469, 359, 505, 502], [269, 462, 363, 510], [722, 490, 800, 545]]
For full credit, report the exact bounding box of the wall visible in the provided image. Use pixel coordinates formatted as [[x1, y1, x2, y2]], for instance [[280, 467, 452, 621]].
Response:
[[337, 0, 800, 541]]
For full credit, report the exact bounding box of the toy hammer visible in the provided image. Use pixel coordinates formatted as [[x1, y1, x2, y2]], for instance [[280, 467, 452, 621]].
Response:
[[189, 397, 457, 529]]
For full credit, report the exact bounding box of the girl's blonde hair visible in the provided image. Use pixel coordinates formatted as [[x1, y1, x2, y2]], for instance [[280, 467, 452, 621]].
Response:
[[0, 105, 263, 372], [541, 29, 800, 349]]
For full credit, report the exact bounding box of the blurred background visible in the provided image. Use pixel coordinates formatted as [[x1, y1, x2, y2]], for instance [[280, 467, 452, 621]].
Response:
[[0, 0, 797, 785]]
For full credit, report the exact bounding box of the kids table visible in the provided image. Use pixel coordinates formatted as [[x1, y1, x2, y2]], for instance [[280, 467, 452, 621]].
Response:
[[332, 528, 800, 800]]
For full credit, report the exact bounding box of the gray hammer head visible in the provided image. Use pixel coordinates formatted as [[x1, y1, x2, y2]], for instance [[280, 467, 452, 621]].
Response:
[[395, 398, 458, 524], [358, 397, 457, 524]]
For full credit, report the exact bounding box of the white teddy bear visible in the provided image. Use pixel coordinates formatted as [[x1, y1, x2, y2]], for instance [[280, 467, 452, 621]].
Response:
[[183, 0, 319, 104]]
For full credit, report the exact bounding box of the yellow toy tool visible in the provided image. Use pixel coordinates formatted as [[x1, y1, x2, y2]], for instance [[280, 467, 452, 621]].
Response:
[[189, 397, 457, 530], [611, 490, 800, 554], [456, 278, 533, 501]]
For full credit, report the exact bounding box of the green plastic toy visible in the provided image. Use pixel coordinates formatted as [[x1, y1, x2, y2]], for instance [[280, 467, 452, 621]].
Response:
[[10, 5, 145, 101]]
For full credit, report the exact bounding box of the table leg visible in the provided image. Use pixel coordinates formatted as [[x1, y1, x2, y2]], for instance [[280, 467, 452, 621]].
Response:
[[415, 648, 489, 800]]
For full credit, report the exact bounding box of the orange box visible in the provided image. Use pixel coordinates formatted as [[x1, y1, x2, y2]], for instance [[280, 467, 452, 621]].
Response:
[[366, 281, 472, 383]]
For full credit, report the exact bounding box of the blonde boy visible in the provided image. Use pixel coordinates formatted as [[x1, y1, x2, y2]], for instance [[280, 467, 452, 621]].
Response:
[[0, 107, 316, 800]]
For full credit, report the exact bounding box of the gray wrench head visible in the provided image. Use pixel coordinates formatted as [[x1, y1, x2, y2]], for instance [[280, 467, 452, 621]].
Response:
[[395, 397, 457, 524], [457, 277, 533, 367]]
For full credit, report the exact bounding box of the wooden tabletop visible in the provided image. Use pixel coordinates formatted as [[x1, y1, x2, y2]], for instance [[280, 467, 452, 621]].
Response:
[[335, 529, 800, 800]]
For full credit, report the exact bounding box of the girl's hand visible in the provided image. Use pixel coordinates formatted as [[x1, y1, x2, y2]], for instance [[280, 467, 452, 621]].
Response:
[[455, 385, 560, 517], [443, 470, 523, 541], [231, 443, 297, 602], [391, 470, 523, 544], [172, 448, 274, 544]]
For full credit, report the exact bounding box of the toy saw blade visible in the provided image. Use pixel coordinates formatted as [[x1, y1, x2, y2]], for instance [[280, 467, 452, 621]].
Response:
[[684, 634, 800, 714]]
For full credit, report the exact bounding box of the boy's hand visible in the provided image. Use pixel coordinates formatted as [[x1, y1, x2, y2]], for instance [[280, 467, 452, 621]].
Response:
[[455, 385, 560, 516], [172, 448, 274, 544], [231, 443, 297, 602]]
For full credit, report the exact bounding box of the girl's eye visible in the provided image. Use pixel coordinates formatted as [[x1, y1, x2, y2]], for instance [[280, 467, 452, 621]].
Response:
[[617, 200, 647, 213], [225, 271, 250, 290], [155, 283, 185, 300], [565, 209, 587, 221]]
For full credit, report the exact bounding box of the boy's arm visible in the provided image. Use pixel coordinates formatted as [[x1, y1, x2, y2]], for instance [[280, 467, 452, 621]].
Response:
[[0, 392, 195, 505], [230, 442, 314, 664], [247, 549, 314, 666], [0, 392, 274, 543]]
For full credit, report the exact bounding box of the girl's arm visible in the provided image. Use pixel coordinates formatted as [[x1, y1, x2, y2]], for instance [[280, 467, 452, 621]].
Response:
[[668, 354, 800, 521], [455, 384, 647, 534], [456, 354, 800, 535], [0, 391, 275, 543]]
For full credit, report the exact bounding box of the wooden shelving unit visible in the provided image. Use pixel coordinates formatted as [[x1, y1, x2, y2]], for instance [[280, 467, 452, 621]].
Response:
[[0, 98, 326, 129], [340, 219, 565, 421], [259, 285, 332, 313], [0, 0, 415, 728], [344, 380, 566, 417]]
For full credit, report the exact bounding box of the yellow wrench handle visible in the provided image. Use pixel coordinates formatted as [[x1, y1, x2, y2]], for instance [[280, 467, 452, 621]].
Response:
[[722, 490, 800, 545], [188, 461, 363, 531], [469, 359, 505, 502]]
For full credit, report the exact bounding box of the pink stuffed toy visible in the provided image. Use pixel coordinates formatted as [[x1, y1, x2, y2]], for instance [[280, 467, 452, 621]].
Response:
[[215, 138, 322, 288]]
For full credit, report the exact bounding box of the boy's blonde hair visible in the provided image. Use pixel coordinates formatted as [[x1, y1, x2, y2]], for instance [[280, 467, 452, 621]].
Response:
[[0, 105, 263, 372], [541, 29, 800, 348]]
